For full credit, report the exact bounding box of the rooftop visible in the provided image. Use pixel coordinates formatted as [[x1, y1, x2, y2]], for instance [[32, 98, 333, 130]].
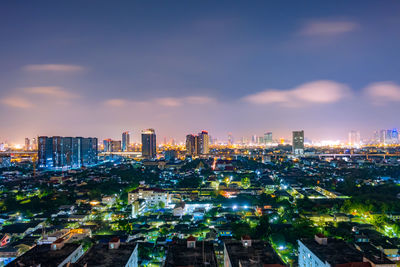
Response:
[[8, 243, 81, 267], [224, 240, 284, 267], [165, 240, 218, 267], [299, 238, 364, 265], [73, 243, 137, 267]]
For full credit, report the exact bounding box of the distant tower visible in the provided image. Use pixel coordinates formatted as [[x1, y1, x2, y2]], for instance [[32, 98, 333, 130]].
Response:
[[122, 131, 130, 152], [228, 133, 233, 145], [348, 130, 361, 147], [264, 132, 273, 144], [25, 138, 30, 150], [292, 130, 304, 155], [141, 129, 156, 159]]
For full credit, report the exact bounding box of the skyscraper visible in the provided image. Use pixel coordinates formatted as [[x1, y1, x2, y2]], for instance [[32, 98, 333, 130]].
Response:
[[122, 131, 130, 152], [141, 128, 156, 159], [38, 136, 98, 170], [197, 131, 209, 155], [228, 133, 233, 145], [292, 130, 304, 155], [25, 138, 30, 150], [348, 130, 361, 147], [264, 132, 273, 144], [185, 134, 196, 155]]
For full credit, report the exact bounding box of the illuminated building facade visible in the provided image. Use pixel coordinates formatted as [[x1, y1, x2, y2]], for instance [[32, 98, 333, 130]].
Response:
[[186, 131, 209, 155], [292, 130, 304, 155], [185, 134, 196, 155], [141, 129, 156, 159], [103, 139, 121, 152], [38, 136, 98, 170], [122, 131, 130, 152]]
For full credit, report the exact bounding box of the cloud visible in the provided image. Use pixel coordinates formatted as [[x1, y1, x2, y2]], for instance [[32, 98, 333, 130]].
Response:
[[243, 80, 350, 107], [104, 96, 217, 108], [104, 99, 128, 107], [364, 82, 400, 105], [299, 20, 359, 36], [155, 97, 183, 107], [25, 86, 79, 99], [1, 97, 33, 109], [23, 64, 85, 72]]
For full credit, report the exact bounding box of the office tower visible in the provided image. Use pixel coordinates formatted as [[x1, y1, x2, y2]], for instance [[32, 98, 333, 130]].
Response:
[[251, 135, 257, 144], [257, 136, 264, 144], [292, 130, 304, 155], [379, 129, 387, 144], [392, 129, 399, 144], [38, 136, 97, 170], [122, 131, 130, 152], [264, 132, 273, 144], [373, 131, 380, 144], [186, 134, 196, 155], [31, 137, 37, 150], [348, 130, 361, 147], [197, 131, 209, 155], [25, 138, 30, 150], [141, 128, 156, 159], [103, 139, 112, 152], [228, 133, 233, 145]]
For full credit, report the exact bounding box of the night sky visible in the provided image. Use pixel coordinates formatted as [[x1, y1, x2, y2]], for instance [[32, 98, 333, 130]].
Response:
[[1, 1, 400, 143]]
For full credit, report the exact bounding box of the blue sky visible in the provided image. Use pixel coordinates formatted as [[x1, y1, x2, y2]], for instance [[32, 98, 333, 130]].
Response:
[[1, 0, 400, 143]]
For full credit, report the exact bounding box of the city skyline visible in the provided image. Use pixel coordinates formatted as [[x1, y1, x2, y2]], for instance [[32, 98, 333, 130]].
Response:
[[1, 1, 400, 142]]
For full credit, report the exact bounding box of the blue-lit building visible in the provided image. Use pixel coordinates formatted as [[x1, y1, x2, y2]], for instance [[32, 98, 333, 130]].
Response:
[[38, 136, 98, 170]]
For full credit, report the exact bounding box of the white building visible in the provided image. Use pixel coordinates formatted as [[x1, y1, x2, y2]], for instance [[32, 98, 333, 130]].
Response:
[[128, 187, 169, 207]]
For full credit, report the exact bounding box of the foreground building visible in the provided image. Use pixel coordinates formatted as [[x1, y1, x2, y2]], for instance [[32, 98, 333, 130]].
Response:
[[38, 136, 98, 170], [9, 241, 83, 267], [224, 237, 285, 267], [73, 238, 138, 267], [298, 235, 396, 267], [165, 237, 217, 267]]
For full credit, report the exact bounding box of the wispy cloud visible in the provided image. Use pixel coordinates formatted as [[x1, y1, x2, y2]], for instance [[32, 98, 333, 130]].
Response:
[[23, 64, 85, 72], [104, 99, 129, 107], [299, 20, 359, 36], [25, 86, 79, 99], [104, 96, 217, 108], [1, 97, 33, 109], [364, 81, 400, 105], [243, 80, 351, 107]]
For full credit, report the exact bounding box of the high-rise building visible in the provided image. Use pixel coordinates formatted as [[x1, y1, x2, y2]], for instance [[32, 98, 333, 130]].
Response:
[[197, 131, 209, 155], [38, 136, 98, 170], [103, 139, 121, 152], [292, 130, 304, 155], [227, 133, 233, 145], [122, 131, 130, 152], [264, 132, 273, 144], [25, 138, 30, 150], [185, 134, 196, 155], [31, 137, 37, 150], [141, 129, 156, 159], [348, 130, 361, 147]]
